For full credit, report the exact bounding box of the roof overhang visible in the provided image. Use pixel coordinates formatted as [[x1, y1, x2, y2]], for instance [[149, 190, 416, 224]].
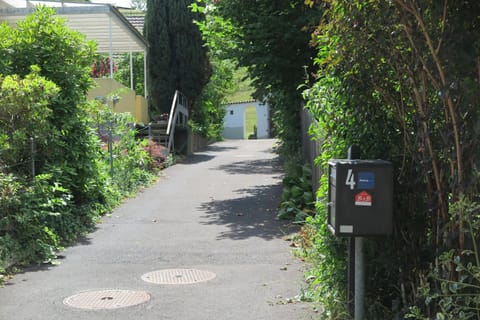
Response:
[[0, 4, 147, 53]]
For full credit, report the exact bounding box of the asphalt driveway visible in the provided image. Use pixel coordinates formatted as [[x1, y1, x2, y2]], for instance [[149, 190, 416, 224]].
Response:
[[0, 139, 316, 320]]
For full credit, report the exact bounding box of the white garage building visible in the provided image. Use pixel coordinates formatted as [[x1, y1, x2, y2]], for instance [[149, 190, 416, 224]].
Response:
[[222, 100, 270, 139]]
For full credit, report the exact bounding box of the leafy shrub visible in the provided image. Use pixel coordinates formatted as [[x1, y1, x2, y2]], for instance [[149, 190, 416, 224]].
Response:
[[88, 101, 156, 201], [407, 196, 480, 320], [0, 67, 58, 176], [2, 6, 102, 210], [278, 161, 315, 223], [0, 66, 66, 269], [0, 8, 160, 272], [143, 139, 169, 170], [108, 120, 154, 196], [0, 174, 71, 268]]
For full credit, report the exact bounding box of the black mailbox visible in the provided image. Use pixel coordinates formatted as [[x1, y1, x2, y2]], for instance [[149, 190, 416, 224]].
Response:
[[328, 159, 393, 237]]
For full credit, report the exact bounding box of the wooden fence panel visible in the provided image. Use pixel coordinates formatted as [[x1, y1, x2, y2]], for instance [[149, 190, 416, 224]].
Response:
[[300, 107, 322, 194]]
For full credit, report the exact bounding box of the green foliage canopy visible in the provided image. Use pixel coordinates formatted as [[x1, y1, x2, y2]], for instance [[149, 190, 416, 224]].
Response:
[[189, 1, 236, 140], [214, 0, 321, 153]]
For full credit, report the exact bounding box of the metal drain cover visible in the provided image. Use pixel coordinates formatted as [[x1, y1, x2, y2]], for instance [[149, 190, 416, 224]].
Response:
[[63, 289, 150, 310], [141, 268, 216, 284]]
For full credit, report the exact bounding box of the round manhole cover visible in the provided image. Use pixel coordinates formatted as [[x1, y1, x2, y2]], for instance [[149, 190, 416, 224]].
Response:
[[63, 289, 150, 310], [141, 268, 216, 285]]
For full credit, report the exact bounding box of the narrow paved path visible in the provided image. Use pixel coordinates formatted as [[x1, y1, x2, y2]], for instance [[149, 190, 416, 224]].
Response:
[[0, 139, 315, 320]]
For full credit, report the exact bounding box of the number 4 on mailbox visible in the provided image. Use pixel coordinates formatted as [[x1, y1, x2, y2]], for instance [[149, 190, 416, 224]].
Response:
[[345, 169, 356, 190]]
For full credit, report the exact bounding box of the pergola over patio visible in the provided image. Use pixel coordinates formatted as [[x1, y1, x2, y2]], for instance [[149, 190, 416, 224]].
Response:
[[0, 0, 148, 96]]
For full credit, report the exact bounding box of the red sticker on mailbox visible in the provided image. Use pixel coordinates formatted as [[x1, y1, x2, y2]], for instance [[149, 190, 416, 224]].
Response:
[[355, 191, 372, 206]]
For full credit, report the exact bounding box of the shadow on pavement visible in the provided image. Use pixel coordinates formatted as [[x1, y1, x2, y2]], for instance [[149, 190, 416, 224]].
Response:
[[261, 146, 277, 154], [75, 234, 94, 246], [2, 233, 95, 287], [205, 145, 238, 152], [213, 158, 283, 175], [180, 153, 215, 164], [198, 184, 295, 240]]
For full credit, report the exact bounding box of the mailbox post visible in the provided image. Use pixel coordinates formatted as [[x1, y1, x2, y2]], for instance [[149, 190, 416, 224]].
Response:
[[328, 154, 393, 320]]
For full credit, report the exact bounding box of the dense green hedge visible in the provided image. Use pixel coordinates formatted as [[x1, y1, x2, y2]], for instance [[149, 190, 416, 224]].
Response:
[[303, 1, 480, 319]]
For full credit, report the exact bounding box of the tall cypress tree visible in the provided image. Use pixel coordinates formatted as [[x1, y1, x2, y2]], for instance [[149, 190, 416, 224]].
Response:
[[145, 0, 172, 114], [146, 0, 210, 114]]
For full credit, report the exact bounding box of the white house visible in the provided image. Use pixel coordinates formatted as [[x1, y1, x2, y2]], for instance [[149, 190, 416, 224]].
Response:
[[222, 100, 270, 139]]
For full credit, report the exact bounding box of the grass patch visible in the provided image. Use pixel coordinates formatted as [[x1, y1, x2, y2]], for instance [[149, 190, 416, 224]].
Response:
[[244, 106, 257, 139], [227, 67, 255, 103]]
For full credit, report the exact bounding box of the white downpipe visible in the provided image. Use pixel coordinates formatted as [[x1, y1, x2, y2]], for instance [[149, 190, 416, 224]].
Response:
[[129, 49, 134, 90], [144, 50, 148, 99], [109, 16, 113, 79]]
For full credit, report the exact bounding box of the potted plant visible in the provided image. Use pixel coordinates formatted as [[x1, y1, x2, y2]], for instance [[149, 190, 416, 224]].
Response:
[[153, 113, 169, 124]]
